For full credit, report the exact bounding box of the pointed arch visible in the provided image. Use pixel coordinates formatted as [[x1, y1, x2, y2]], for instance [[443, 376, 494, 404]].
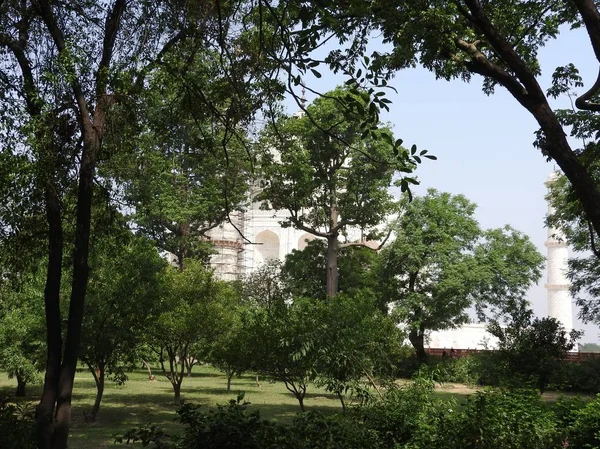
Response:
[[297, 233, 315, 251], [255, 230, 280, 265]]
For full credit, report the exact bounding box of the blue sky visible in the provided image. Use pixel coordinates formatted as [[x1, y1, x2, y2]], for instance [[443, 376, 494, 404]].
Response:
[[285, 26, 600, 342]]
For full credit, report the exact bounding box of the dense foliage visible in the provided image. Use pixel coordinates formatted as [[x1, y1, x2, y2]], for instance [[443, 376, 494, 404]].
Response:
[[117, 382, 600, 449]]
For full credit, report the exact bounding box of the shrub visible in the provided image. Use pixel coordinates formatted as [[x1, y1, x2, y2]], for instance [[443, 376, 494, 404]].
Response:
[[119, 393, 380, 449], [450, 389, 560, 449], [549, 358, 600, 394], [355, 376, 455, 448], [0, 399, 36, 449], [567, 395, 600, 449]]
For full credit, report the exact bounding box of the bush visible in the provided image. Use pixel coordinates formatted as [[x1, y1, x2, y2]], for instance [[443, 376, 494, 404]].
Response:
[[119, 393, 380, 449], [567, 395, 600, 449], [449, 389, 560, 449], [549, 358, 600, 394], [355, 376, 455, 448], [0, 399, 36, 449]]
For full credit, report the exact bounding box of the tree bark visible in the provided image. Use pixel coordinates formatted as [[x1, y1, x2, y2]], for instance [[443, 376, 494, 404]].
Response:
[[227, 373, 233, 393], [337, 391, 346, 414], [88, 364, 105, 422], [185, 356, 194, 377], [52, 134, 98, 449], [326, 233, 339, 298], [173, 382, 181, 404], [409, 327, 426, 363], [36, 180, 63, 449], [297, 393, 306, 412], [16, 375, 26, 397]]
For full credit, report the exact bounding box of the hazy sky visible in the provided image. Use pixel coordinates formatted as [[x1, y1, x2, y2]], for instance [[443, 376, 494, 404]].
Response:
[[285, 26, 600, 342]]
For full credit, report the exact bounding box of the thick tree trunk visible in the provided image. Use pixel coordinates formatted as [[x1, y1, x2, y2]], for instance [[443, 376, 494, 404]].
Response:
[[51, 136, 97, 449], [409, 328, 426, 363], [326, 234, 339, 298], [36, 183, 63, 449], [16, 376, 26, 397], [87, 364, 105, 422]]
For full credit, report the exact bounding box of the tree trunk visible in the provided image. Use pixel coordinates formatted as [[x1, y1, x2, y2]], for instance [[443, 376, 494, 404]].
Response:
[[409, 328, 427, 363], [326, 234, 339, 298], [297, 394, 306, 412], [173, 382, 181, 404], [185, 356, 194, 377], [142, 360, 155, 381], [337, 391, 346, 414], [87, 364, 105, 422], [16, 375, 27, 397], [51, 134, 97, 449], [227, 373, 233, 393], [36, 180, 63, 449]]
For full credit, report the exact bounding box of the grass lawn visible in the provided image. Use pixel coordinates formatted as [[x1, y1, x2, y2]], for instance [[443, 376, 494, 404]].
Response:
[[0, 365, 348, 448]]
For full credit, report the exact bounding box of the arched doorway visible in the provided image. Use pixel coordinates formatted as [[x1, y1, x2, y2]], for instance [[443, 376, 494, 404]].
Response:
[[255, 230, 280, 265]]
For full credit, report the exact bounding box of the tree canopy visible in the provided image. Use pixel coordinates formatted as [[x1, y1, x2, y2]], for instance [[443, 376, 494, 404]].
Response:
[[258, 85, 424, 296], [379, 189, 544, 360]]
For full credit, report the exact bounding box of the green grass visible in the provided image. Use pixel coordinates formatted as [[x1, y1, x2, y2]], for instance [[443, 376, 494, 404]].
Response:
[[0, 366, 344, 448]]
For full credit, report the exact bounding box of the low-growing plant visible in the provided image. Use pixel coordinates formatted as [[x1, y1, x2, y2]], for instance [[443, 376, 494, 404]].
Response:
[[567, 395, 600, 449], [451, 389, 560, 449], [0, 398, 36, 449]]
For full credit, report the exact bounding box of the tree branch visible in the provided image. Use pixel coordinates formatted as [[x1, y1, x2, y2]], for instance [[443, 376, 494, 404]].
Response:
[[462, 0, 546, 102], [575, 67, 600, 112]]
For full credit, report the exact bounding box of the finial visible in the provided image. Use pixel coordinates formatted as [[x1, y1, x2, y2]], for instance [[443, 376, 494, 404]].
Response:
[[300, 87, 307, 109]]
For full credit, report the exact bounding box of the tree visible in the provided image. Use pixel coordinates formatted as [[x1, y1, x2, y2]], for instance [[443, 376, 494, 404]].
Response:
[[79, 233, 166, 422], [0, 2, 284, 446], [150, 261, 236, 404], [114, 56, 254, 269], [312, 291, 405, 412], [281, 239, 379, 302], [580, 342, 600, 352], [258, 85, 422, 297], [379, 190, 544, 361], [0, 264, 46, 397], [488, 305, 582, 392], [244, 298, 321, 412], [273, 0, 600, 269], [206, 307, 254, 393]]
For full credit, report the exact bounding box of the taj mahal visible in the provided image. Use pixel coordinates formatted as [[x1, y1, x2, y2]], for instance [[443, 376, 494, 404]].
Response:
[[202, 171, 573, 350]]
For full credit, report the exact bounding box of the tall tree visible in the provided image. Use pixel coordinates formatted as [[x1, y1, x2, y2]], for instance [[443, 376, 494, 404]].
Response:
[[0, 2, 283, 446], [110, 52, 256, 270], [259, 86, 423, 297], [379, 190, 544, 361]]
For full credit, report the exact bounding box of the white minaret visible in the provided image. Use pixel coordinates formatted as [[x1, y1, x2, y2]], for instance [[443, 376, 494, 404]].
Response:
[[544, 171, 573, 333]]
